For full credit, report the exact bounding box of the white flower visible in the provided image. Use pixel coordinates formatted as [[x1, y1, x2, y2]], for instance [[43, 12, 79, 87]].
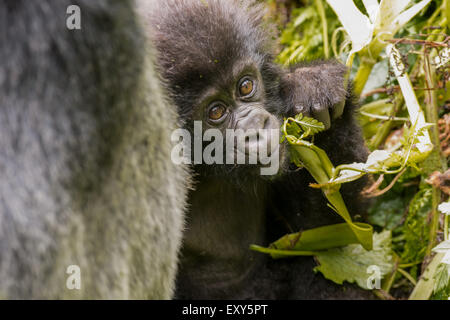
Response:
[[433, 240, 450, 265], [326, 0, 432, 56], [438, 202, 450, 216], [442, 252, 450, 265]]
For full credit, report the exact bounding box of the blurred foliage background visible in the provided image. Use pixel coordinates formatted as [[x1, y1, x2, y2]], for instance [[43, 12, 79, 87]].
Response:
[[263, 0, 449, 299]]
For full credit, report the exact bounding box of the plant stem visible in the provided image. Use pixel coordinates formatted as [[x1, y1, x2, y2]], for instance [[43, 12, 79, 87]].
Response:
[[370, 121, 395, 150], [354, 58, 376, 96], [366, 96, 404, 150], [360, 111, 408, 122], [382, 255, 400, 294], [427, 189, 442, 256], [445, 213, 449, 241], [315, 0, 329, 59], [398, 268, 417, 286], [409, 253, 445, 300], [249, 245, 317, 256], [423, 53, 447, 258], [426, 5, 442, 28], [353, 40, 386, 97], [446, 0, 450, 24], [399, 261, 422, 268]]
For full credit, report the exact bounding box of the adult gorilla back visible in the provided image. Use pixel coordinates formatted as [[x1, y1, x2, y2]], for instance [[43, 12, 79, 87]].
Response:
[[0, 0, 187, 299]]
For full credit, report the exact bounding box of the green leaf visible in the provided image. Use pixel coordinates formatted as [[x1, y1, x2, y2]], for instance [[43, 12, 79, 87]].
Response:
[[286, 114, 326, 138], [253, 223, 366, 259], [402, 186, 432, 264], [282, 115, 373, 251], [314, 231, 394, 290], [368, 197, 404, 230], [292, 6, 315, 27], [431, 263, 450, 300]]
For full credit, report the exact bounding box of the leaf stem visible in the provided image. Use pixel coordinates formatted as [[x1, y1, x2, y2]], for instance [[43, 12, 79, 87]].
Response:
[[366, 96, 404, 150], [445, 213, 449, 241], [249, 245, 317, 256], [359, 111, 408, 122], [423, 53, 447, 258], [315, 0, 329, 59], [353, 40, 387, 97], [382, 255, 400, 294], [397, 268, 417, 286]]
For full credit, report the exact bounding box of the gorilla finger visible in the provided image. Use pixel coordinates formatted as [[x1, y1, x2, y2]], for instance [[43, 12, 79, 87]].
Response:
[[293, 104, 311, 117], [312, 105, 331, 130], [331, 101, 345, 120]]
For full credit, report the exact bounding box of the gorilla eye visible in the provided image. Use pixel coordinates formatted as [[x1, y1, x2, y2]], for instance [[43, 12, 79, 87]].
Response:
[[208, 103, 227, 122], [238, 78, 255, 97]]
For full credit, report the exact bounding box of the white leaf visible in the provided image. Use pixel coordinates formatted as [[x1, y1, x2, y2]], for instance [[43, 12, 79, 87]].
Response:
[[363, 0, 380, 23], [391, 0, 432, 35], [438, 202, 450, 216], [366, 150, 390, 168], [377, 0, 411, 31], [326, 0, 373, 53], [433, 240, 450, 253], [331, 163, 366, 184], [442, 251, 450, 265], [433, 241, 450, 265], [386, 44, 432, 154]]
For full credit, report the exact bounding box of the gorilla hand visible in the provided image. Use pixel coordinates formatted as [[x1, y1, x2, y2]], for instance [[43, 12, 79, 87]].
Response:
[[280, 61, 348, 130]]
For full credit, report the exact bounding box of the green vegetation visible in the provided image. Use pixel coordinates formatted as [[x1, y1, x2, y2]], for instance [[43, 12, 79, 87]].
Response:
[[263, 0, 449, 299]]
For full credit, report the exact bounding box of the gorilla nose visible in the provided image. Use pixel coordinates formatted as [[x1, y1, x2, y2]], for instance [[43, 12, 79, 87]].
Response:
[[235, 108, 273, 131], [237, 110, 271, 130], [234, 108, 279, 157]]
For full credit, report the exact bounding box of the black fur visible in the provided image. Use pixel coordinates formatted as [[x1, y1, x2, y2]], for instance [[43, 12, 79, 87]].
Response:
[[146, 0, 371, 299]]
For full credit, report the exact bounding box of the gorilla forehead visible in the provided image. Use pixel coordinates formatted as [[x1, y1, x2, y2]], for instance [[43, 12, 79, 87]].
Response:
[[149, 0, 273, 94]]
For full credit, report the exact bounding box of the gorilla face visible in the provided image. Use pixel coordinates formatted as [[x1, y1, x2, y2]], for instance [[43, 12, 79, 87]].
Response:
[[188, 60, 285, 176], [146, 0, 288, 179]]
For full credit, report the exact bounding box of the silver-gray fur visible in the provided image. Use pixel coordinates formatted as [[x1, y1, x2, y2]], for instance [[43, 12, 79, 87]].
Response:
[[0, 0, 187, 299]]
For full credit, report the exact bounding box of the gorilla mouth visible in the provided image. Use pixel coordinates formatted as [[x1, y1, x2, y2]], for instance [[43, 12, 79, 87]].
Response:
[[227, 141, 286, 177]]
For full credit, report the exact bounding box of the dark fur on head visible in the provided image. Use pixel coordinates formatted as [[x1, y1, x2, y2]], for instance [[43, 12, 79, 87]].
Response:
[[142, 0, 288, 185], [145, 0, 282, 123]]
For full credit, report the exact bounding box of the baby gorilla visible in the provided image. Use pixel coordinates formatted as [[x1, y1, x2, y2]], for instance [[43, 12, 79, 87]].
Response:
[[144, 0, 371, 299]]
